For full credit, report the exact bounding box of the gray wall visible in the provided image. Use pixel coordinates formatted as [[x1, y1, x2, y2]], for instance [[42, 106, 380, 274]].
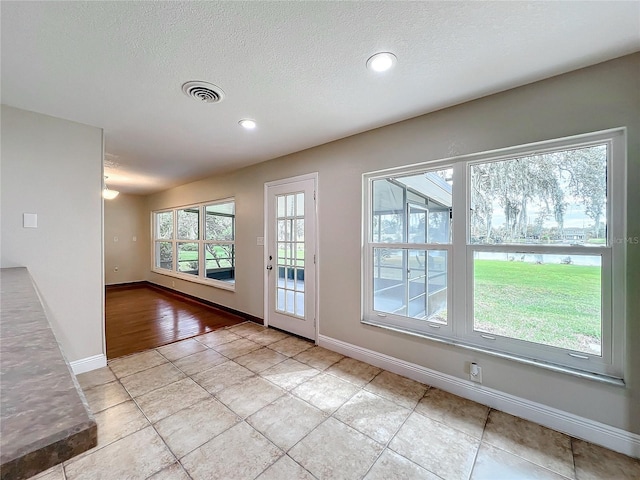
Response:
[[1, 105, 104, 363], [144, 53, 637, 434], [104, 193, 150, 285]]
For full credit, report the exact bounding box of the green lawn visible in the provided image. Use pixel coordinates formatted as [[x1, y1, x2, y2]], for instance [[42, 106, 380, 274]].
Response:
[[178, 246, 233, 270], [474, 260, 601, 354]]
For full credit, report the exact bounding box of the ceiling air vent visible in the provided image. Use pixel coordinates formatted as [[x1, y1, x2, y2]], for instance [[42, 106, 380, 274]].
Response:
[[182, 81, 225, 104]]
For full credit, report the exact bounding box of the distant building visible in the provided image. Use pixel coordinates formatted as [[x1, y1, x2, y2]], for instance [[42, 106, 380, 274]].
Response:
[[562, 227, 586, 242]]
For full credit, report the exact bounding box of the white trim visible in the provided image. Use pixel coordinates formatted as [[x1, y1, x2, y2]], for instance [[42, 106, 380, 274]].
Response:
[[264, 171, 318, 187], [70, 354, 107, 375], [101, 131, 107, 364], [318, 334, 640, 459]]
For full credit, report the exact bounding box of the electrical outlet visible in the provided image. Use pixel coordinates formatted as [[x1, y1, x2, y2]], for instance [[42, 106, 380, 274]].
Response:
[[470, 362, 482, 383], [114, 266, 119, 272]]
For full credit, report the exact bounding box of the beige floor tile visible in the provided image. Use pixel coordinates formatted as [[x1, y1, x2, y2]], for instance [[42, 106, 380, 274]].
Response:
[[213, 338, 262, 358], [108, 350, 168, 378], [364, 449, 439, 480], [30, 464, 64, 480], [292, 373, 359, 413], [246, 328, 290, 346], [364, 370, 428, 409], [260, 358, 320, 390], [294, 346, 344, 370], [572, 438, 640, 480], [147, 462, 191, 480], [135, 377, 209, 423], [256, 455, 316, 480], [93, 400, 149, 448], [216, 375, 285, 418], [195, 329, 241, 347], [289, 417, 383, 480], [154, 397, 240, 459], [326, 357, 381, 387], [119, 363, 185, 397], [471, 442, 569, 480], [227, 322, 266, 336], [235, 347, 288, 373], [269, 336, 314, 357], [181, 422, 282, 480], [415, 388, 489, 438], [192, 361, 255, 394], [156, 338, 207, 361], [334, 390, 411, 444], [247, 394, 327, 451], [64, 426, 174, 480], [77, 366, 116, 390], [172, 348, 226, 375], [83, 381, 130, 414], [389, 412, 479, 480], [483, 410, 574, 478]]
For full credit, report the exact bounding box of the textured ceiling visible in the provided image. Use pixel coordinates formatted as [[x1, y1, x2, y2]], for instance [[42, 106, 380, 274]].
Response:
[[2, 1, 639, 194]]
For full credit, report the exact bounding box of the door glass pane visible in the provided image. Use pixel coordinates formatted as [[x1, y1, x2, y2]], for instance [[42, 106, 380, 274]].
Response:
[[286, 194, 295, 216], [278, 220, 287, 241], [275, 192, 305, 318], [296, 193, 304, 216], [470, 145, 607, 246], [277, 196, 285, 217], [473, 252, 602, 355], [295, 220, 304, 241], [177, 243, 198, 275]]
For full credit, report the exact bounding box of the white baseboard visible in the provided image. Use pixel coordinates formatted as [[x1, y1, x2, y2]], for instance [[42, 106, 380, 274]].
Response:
[[318, 334, 640, 459], [70, 354, 107, 375]]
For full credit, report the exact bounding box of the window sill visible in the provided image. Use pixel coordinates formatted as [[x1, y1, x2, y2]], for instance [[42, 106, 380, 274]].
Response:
[[361, 320, 625, 387], [151, 268, 235, 291]]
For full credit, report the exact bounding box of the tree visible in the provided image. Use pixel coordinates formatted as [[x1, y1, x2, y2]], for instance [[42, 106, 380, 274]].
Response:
[[469, 144, 606, 244], [562, 146, 607, 238]]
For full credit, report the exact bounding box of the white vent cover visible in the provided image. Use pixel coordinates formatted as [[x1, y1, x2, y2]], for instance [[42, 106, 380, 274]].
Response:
[[182, 81, 225, 104]]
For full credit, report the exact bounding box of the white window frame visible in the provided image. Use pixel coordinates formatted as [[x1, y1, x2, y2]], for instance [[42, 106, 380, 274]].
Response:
[[152, 198, 236, 291], [363, 128, 626, 380]]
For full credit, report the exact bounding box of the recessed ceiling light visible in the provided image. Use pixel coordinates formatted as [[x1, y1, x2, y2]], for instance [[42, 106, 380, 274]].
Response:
[[366, 52, 397, 73], [239, 119, 257, 130]]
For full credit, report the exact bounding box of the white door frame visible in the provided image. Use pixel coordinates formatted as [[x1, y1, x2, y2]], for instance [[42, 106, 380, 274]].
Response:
[[263, 172, 319, 342]]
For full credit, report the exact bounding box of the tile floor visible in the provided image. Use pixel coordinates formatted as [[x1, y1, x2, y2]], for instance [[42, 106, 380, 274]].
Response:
[[33, 322, 639, 480]]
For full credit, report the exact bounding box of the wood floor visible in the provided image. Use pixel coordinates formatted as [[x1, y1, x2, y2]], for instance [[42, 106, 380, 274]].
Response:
[[105, 283, 246, 359]]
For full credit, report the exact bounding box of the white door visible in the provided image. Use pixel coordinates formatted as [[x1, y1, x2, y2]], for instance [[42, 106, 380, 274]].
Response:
[[264, 174, 317, 340]]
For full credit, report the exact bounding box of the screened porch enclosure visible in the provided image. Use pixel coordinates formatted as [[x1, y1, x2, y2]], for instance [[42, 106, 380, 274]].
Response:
[[371, 172, 452, 322]]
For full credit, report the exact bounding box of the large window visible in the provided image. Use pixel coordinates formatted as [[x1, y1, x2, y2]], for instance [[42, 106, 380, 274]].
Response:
[[153, 199, 235, 289], [363, 129, 625, 379]]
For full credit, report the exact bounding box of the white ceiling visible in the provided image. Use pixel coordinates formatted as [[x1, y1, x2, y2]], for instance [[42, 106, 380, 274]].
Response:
[[2, 1, 639, 194]]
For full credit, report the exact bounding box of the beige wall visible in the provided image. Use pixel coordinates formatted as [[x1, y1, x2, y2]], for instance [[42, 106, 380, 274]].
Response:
[[146, 54, 640, 434], [1, 105, 104, 363], [104, 193, 150, 285]]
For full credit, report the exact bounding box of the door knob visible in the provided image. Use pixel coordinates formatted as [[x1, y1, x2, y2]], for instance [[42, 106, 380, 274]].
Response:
[[266, 265, 273, 270]]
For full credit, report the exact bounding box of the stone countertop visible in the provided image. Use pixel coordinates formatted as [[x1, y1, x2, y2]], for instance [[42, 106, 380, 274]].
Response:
[[1, 268, 97, 480]]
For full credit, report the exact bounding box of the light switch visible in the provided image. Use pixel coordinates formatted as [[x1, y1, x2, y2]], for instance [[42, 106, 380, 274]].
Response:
[[257, 236, 264, 246], [23, 213, 37, 228], [132, 236, 137, 242]]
